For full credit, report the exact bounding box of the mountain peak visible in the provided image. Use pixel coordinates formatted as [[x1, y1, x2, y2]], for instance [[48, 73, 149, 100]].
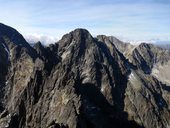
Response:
[[57, 28, 94, 56], [69, 28, 93, 41], [72, 28, 90, 33], [1, 24, 170, 128], [0, 23, 30, 48]]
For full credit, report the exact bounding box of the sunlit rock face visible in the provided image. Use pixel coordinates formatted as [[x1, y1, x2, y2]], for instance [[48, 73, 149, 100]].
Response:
[[0, 23, 170, 128]]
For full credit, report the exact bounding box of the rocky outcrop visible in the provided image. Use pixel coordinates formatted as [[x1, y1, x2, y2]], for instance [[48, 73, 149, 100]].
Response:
[[0, 23, 170, 128], [98, 35, 170, 85], [128, 43, 170, 73], [125, 43, 170, 86], [97, 35, 135, 56]]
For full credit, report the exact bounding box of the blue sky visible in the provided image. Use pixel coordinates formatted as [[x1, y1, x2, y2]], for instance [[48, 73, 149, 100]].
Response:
[[0, 0, 170, 44]]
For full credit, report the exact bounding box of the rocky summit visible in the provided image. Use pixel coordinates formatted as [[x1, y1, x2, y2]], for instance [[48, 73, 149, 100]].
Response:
[[0, 23, 170, 128]]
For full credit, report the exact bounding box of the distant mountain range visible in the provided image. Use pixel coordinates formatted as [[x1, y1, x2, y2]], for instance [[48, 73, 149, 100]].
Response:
[[156, 44, 170, 50], [24, 33, 170, 49], [0, 23, 170, 128]]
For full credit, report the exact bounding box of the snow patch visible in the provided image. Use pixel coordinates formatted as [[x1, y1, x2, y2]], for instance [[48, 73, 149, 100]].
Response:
[[128, 72, 135, 80], [101, 85, 106, 92], [101, 87, 104, 92], [5, 81, 9, 85], [7, 114, 11, 118]]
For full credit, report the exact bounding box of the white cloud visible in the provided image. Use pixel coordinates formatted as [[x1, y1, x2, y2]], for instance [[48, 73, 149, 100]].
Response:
[[24, 34, 58, 45], [0, 0, 170, 44]]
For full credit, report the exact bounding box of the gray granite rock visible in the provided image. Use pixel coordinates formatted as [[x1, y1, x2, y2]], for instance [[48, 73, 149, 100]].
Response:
[[0, 24, 170, 128]]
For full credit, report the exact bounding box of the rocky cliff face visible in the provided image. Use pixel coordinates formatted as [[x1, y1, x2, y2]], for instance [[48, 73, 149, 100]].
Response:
[[96, 35, 134, 55], [0, 23, 170, 128]]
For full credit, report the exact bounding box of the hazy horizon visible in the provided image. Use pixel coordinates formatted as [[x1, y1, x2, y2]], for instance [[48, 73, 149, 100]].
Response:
[[0, 0, 170, 45]]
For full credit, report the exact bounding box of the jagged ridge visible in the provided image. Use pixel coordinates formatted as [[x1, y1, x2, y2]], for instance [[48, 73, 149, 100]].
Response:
[[0, 24, 170, 128]]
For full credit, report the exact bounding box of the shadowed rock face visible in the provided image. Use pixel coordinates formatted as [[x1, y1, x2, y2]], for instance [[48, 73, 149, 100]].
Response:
[[0, 24, 170, 128], [129, 43, 170, 73], [98, 35, 170, 85]]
